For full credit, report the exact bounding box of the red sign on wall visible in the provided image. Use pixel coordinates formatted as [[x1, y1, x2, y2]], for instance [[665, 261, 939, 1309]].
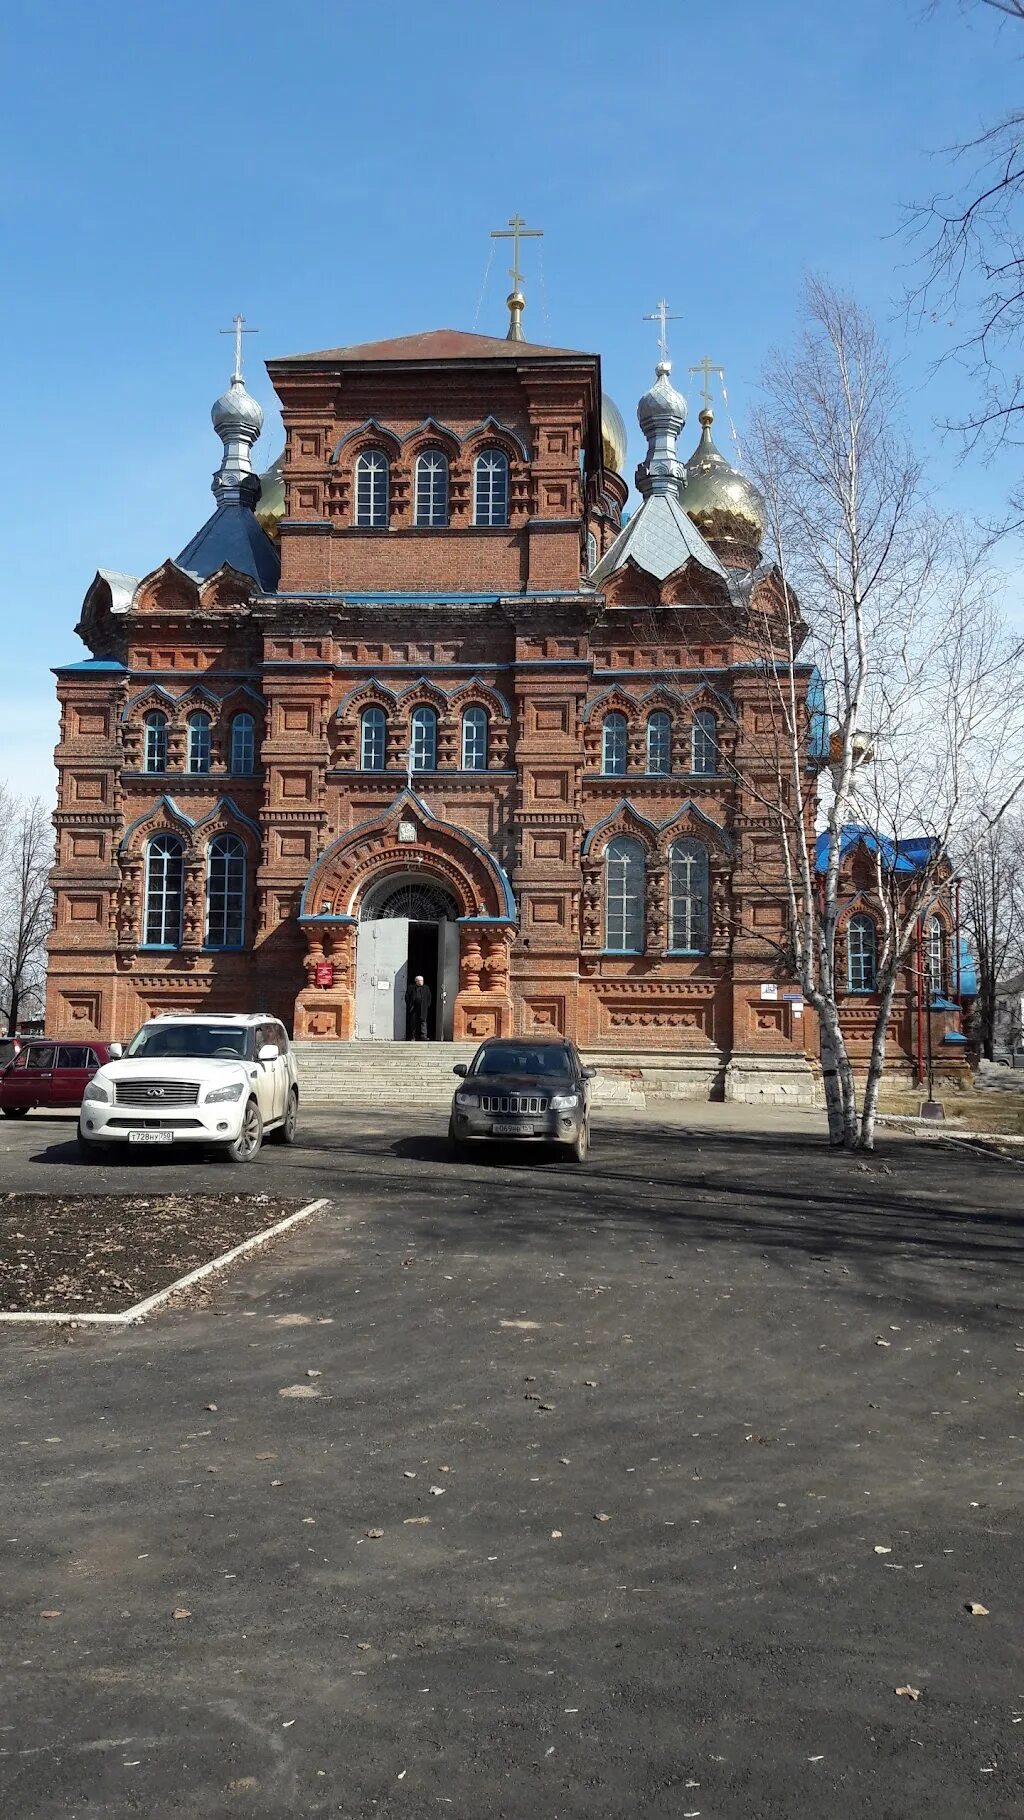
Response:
[[314, 961, 334, 988]]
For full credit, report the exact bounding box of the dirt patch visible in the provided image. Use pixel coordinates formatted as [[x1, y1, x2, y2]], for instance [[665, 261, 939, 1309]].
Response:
[[0, 1193, 305, 1315]]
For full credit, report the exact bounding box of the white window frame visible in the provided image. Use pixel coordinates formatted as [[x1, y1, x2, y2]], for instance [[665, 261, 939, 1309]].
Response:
[[926, 915, 945, 998], [602, 711, 628, 777], [360, 705, 387, 771], [143, 711, 167, 774], [691, 709, 718, 776], [847, 912, 877, 993], [461, 706, 488, 771], [410, 705, 437, 771], [230, 712, 255, 775], [473, 449, 509, 527], [414, 448, 449, 527], [144, 833, 184, 948], [669, 839, 709, 953], [354, 448, 390, 528], [187, 711, 212, 775], [205, 833, 246, 950], [605, 835, 645, 953], [646, 711, 672, 775]]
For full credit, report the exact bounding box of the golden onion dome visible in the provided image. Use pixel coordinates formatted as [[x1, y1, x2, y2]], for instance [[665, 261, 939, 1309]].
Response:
[[600, 392, 628, 474], [680, 408, 764, 561], [254, 453, 285, 542]]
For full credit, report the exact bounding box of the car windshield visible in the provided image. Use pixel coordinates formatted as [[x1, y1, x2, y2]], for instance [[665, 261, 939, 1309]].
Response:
[[471, 1044, 572, 1079], [124, 1023, 252, 1061]]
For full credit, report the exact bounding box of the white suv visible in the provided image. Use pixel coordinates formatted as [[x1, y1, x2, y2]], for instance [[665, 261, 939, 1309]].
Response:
[[78, 1013, 299, 1163]]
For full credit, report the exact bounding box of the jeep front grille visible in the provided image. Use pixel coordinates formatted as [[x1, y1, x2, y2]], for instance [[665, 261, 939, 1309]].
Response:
[[480, 1094, 548, 1115], [114, 1080, 201, 1107]]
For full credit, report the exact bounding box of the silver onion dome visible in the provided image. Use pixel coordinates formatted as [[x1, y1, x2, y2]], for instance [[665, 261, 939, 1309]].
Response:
[[211, 372, 264, 507], [636, 360, 687, 496]]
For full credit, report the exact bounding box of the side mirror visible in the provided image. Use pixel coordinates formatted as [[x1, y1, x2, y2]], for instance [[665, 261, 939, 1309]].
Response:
[[453, 1063, 468, 1078], [581, 1067, 597, 1080], [108, 1042, 123, 1058], [258, 1043, 280, 1063]]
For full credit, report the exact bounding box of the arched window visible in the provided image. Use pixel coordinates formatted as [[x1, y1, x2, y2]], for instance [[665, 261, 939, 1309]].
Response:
[[410, 704, 437, 771], [691, 709, 718, 776], [647, 711, 672, 775], [187, 711, 212, 775], [144, 834, 183, 948], [474, 449, 509, 526], [360, 705, 387, 771], [847, 912, 877, 992], [602, 711, 628, 777], [414, 449, 449, 527], [605, 836, 645, 953], [586, 530, 598, 573], [462, 705, 488, 771], [206, 833, 246, 949], [229, 712, 256, 776], [143, 710, 167, 774], [926, 915, 945, 997], [669, 839, 710, 953], [354, 449, 390, 528]]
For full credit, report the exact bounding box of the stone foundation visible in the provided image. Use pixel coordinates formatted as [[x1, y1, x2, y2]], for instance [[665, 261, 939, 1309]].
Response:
[[723, 1051, 819, 1108]]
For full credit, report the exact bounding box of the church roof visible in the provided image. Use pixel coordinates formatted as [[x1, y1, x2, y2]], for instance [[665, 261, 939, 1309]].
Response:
[[176, 502, 280, 592], [270, 328, 596, 365], [589, 489, 729, 588]]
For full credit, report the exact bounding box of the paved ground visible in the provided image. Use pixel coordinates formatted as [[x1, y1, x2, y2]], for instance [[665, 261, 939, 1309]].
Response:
[[1, 1106, 1022, 1819]]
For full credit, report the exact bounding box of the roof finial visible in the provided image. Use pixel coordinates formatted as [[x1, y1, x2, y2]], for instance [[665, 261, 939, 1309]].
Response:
[[220, 312, 258, 384], [643, 298, 683, 371], [689, 353, 725, 421], [491, 214, 544, 341], [211, 317, 264, 507]]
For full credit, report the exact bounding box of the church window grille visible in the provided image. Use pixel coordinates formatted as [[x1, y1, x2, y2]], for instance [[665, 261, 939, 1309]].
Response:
[[462, 706, 488, 771], [143, 711, 167, 774], [474, 450, 509, 527], [669, 839, 709, 952], [206, 833, 246, 949], [847, 912, 877, 992], [230, 712, 256, 775], [586, 531, 598, 573], [354, 449, 390, 528], [605, 836, 645, 953], [692, 709, 718, 775], [926, 915, 945, 997], [647, 711, 672, 775], [602, 711, 628, 776], [410, 705, 437, 771], [143, 834, 184, 948], [414, 449, 449, 527], [187, 712, 212, 775], [360, 706, 387, 771]]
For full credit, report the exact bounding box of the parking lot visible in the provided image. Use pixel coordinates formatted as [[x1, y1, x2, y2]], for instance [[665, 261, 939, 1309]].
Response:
[[1, 1106, 1022, 1818]]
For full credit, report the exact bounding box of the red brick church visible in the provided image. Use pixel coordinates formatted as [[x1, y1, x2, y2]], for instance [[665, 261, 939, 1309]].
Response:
[[46, 289, 965, 1096]]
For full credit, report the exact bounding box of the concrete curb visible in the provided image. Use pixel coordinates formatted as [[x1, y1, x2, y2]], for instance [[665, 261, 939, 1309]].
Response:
[[0, 1196, 332, 1327]]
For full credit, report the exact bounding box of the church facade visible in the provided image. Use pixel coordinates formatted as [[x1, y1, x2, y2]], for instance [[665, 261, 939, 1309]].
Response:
[[46, 304, 965, 1095]]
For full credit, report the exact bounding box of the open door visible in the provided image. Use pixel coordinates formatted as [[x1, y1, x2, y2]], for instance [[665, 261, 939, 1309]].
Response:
[[355, 919, 409, 1038], [438, 919, 460, 1041]]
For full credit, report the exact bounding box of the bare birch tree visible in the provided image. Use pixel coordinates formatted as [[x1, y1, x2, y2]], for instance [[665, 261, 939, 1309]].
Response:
[[746, 277, 1024, 1148], [0, 790, 52, 1036], [959, 814, 1024, 1055]]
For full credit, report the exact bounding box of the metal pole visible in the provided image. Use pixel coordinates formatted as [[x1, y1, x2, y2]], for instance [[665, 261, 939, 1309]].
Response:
[[915, 916, 925, 1088]]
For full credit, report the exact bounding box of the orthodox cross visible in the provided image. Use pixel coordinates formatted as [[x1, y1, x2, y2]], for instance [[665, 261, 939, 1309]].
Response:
[[689, 354, 725, 413], [643, 298, 682, 365], [490, 214, 543, 291], [220, 312, 258, 383]]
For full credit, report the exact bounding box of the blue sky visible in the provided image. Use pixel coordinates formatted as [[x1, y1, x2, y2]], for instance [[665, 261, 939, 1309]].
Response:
[[2, 0, 1022, 797]]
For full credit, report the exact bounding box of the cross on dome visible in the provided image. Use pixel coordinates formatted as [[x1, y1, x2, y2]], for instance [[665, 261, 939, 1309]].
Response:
[[220, 312, 258, 385], [643, 298, 682, 367]]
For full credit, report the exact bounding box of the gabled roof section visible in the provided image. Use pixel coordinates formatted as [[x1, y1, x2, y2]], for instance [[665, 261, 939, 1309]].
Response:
[[590, 490, 729, 588], [815, 825, 943, 876], [176, 503, 280, 593], [270, 327, 595, 366]]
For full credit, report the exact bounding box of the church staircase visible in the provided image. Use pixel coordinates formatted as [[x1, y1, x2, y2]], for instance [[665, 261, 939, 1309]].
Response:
[[291, 1041, 726, 1109]]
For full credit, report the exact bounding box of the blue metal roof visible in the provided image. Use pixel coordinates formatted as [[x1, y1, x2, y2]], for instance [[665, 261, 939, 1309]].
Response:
[[815, 825, 942, 875], [177, 504, 280, 592], [52, 657, 127, 674]]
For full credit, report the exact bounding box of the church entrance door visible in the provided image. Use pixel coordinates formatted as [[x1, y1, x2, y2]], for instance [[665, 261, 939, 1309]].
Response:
[[355, 877, 461, 1041]]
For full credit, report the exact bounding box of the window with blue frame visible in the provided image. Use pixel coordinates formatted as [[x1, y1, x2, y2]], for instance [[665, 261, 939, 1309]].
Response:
[[144, 834, 183, 947], [605, 836, 645, 952], [187, 711, 212, 775], [206, 834, 246, 949], [647, 711, 671, 775], [230, 712, 256, 775], [847, 912, 877, 992], [143, 710, 167, 774], [410, 704, 437, 771], [669, 839, 709, 952], [462, 706, 488, 771], [691, 709, 718, 776], [474, 450, 509, 526], [602, 711, 628, 776], [360, 706, 387, 771]]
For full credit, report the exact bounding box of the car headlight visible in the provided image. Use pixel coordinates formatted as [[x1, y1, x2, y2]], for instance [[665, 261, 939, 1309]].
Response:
[[83, 1079, 111, 1105], [454, 1090, 478, 1108], [549, 1091, 579, 1111], [205, 1081, 245, 1104]]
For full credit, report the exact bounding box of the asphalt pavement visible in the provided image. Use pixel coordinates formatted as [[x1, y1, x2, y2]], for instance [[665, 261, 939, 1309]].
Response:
[[0, 1106, 1022, 1819]]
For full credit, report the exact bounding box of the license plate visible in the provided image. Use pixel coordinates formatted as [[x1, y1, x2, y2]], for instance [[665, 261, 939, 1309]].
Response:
[[493, 1122, 535, 1136], [128, 1130, 174, 1145]]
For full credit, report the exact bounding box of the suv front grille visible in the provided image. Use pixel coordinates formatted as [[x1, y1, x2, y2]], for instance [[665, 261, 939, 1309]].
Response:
[[115, 1080, 202, 1107], [480, 1094, 548, 1115]]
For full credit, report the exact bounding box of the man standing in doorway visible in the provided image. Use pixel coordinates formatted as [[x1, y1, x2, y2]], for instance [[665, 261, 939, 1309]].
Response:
[[405, 974, 432, 1041]]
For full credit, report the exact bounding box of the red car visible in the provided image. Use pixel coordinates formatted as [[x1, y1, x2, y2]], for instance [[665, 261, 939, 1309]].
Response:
[[0, 1039, 121, 1118]]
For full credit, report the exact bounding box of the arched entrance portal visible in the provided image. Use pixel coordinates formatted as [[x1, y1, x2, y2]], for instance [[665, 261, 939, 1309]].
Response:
[[355, 873, 461, 1040]]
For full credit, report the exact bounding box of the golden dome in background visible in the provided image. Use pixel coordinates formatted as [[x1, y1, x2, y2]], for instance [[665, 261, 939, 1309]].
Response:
[[253, 391, 628, 538], [680, 408, 764, 559]]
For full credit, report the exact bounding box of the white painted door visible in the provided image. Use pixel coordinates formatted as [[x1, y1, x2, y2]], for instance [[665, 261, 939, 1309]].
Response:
[[438, 919, 460, 1041], [355, 920, 409, 1039]]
